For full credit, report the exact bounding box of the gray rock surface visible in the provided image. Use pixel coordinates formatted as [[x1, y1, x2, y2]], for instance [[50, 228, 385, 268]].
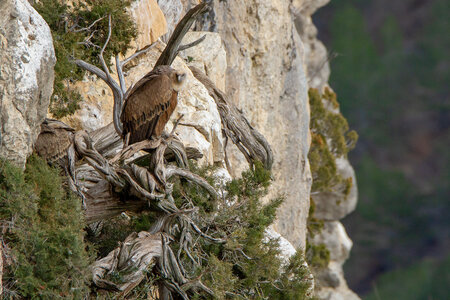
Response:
[[293, 0, 360, 298], [181, 31, 227, 91], [294, 0, 331, 90], [211, 0, 312, 250], [0, 0, 55, 167], [313, 157, 358, 220]]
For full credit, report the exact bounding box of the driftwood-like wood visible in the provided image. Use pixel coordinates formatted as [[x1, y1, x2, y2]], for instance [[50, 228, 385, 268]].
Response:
[[39, 1, 271, 298], [92, 231, 162, 293], [190, 66, 274, 170]]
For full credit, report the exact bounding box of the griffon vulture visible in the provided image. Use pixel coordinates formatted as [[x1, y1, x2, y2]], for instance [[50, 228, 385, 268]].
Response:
[[121, 65, 187, 145]]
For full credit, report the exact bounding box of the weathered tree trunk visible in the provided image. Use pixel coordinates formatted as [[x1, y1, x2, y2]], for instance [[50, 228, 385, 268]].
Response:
[[92, 231, 162, 294], [190, 66, 273, 170]]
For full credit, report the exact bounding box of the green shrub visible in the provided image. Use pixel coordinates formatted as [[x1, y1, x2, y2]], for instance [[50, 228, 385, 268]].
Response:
[[168, 161, 313, 299], [0, 155, 92, 298], [32, 0, 137, 118], [308, 87, 358, 195], [305, 242, 330, 270], [306, 88, 355, 272]]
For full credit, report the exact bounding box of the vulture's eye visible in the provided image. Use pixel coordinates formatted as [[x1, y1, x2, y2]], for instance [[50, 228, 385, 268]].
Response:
[[177, 73, 186, 82]]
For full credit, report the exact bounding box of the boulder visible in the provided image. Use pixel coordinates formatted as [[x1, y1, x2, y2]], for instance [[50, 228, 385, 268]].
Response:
[[310, 221, 353, 264], [0, 0, 56, 167], [313, 157, 358, 221]]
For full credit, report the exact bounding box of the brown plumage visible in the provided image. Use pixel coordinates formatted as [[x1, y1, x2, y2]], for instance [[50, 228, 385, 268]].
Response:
[[34, 118, 75, 164], [121, 65, 187, 145]]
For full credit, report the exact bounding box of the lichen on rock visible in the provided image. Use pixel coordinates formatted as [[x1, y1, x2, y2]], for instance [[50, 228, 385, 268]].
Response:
[[0, 0, 56, 168]]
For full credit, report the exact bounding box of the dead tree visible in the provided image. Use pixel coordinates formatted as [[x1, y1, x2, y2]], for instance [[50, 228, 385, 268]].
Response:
[[33, 1, 272, 297], [69, 2, 226, 297]]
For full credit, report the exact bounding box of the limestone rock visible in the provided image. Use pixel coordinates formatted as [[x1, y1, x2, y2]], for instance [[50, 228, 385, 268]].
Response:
[[210, 0, 312, 249], [265, 227, 297, 264], [181, 32, 227, 91], [157, 0, 199, 41], [0, 0, 56, 167], [61, 75, 114, 131], [128, 0, 167, 50], [313, 157, 358, 221], [310, 221, 353, 263], [315, 261, 360, 300], [293, 0, 331, 90], [310, 222, 359, 299]]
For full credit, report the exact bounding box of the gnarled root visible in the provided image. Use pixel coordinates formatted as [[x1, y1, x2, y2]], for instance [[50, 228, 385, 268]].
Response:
[[92, 231, 162, 295]]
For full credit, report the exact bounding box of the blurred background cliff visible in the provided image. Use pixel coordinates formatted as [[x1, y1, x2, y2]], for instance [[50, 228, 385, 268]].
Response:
[[314, 0, 449, 298]]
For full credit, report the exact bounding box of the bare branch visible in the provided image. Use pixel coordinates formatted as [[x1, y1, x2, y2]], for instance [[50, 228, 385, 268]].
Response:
[[72, 16, 105, 33], [166, 165, 219, 200], [74, 59, 107, 82], [178, 34, 206, 52], [74, 59, 124, 137], [155, 2, 211, 67], [111, 138, 161, 163], [99, 14, 112, 74], [190, 66, 273, 170], [115, 55, 127, 95], [92, 232, 162, 295]]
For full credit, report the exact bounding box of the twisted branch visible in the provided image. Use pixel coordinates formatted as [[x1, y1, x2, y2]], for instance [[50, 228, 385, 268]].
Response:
[[190, 66, 274, 170]]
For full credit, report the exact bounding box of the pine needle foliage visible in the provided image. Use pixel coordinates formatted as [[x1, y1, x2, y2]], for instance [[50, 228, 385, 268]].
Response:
[[168, 162, 313, 299], [31, 0, 137, 118], [0, 155, 92, 298]]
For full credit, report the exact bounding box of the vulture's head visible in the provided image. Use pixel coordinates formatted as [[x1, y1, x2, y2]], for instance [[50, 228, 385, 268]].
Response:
[[171, 71, 187, 92]]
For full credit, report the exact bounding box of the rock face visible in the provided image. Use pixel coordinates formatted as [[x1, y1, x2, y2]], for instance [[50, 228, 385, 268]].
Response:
[[48, 0, 359, 298], [186, 0, 359, 298], [61, 75, 115, 132], [128, 0, 167, 50], [180, 32, 227, 91], [310, 222, 359, 300], [207, 0, 312, 251], [294, 0, 331, 90], [293, 1, 360, 299], [0, 0, 56, 167]]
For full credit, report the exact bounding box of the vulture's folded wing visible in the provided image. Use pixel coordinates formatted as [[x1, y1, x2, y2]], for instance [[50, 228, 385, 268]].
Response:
[[121, 73, 173, 144]]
